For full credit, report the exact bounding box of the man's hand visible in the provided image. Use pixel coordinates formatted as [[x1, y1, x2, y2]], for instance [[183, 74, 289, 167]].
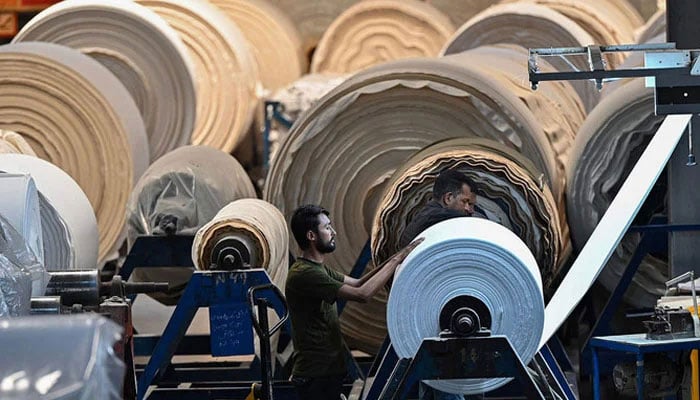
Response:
[[390, 237, 424, 265]]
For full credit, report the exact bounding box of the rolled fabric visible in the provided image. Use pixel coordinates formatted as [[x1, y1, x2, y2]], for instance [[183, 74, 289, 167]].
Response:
[[13, 0, 192, 162], [387, 217, 544, 394], [441, 2, 599, 112], [636, 8, 665, 44], [192, 199, 288, 288], [0, 130, 36, 155], [498, 0, 638, 68], [127, 145, 256, 304], [442, 46, 585, 197], [137, 0, 259, 153], [567, 79, 667, 307], [268, 73, 348, 162], [268, 0, 358, 55], [0, 154, 98, 272], [372, 138, 563, 291], [209, 0, 306, 92], [422, 0, 494, 28], [0, 174, 43, 266], [264, 57, 557, 352], [311, 0, 455, 74], [0, 43, 142, 263]]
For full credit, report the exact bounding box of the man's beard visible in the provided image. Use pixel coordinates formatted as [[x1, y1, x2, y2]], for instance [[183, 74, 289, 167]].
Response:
[[318, 237, 336, 254]]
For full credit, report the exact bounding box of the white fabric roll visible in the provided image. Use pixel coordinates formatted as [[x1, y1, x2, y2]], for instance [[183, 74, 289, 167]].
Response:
[[0, 174, 43, 265], [0, 154, 98, 271], [387, 217, 544, 394]]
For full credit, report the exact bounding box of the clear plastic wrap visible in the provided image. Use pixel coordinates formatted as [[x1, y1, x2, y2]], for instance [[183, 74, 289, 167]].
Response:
[[0, 213, 50, 298], [127, 145, 256, 246], [0, 314, 125, 399]]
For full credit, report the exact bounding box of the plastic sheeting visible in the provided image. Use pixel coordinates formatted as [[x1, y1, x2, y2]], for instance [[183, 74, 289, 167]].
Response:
[[387, 217, 544, 394], [0, 314, 125, 399], [0, 174, 43, 267], [0, 213, 49, 317]]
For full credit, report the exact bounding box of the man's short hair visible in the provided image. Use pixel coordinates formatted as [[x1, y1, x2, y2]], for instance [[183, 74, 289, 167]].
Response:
[[290, 204, 329, 250], [433, 169, 475, 199]]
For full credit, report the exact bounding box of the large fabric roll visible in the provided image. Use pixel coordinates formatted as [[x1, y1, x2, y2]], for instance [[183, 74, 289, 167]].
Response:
[[13, 0, 193, 162], [192, 199, 288, 288], [268, 0, 358, 55], [498, 0, 637, 68], [264, 57, 557, 352], [371, 138, 563, 292], [0, 43, 143, 263], [138, 0, 259, 153], [441, 2, 599, 112], [567, 79, 667, 307], [0, 154, 98, 271], [0, 130, 36, 155], [311, 0, 455, 74], [422, 0, 494, 28], [388, 217, 544, 394], [209, 0, 305, 92], [442, 46, 585, 198], [268, 73, 348, 162], [127, 145, 256, 304]]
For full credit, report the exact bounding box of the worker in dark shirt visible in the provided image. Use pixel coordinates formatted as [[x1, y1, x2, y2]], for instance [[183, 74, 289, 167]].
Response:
[[286, 204, 423, 400], [399, 169, 476, 248], [399, 169, 478, 400]]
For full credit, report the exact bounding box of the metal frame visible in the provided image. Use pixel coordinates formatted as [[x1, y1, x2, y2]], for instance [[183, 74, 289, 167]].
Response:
[[590, 334, 700, 400]]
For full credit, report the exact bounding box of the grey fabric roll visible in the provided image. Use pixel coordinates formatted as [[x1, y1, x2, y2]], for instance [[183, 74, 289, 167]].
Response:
[[567, 79, 666, 307]]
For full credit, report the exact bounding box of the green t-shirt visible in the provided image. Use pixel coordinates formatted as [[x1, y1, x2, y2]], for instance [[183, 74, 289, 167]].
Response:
[[285, 258, 347, 378]]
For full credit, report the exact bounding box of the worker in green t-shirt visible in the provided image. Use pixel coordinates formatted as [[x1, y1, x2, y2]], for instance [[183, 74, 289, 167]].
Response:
[[286, 204, 423, 400]]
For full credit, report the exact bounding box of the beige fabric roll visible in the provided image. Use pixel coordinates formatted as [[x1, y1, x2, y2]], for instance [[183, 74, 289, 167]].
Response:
[[267, 73, 348, 162], [567, 79, 666, 307], [0, 42, 146, 263], [498, 0, 637, 68], [13, 0, 195, 163], [441, 2, 600, 112], [268, 0, 358, 56], [138, 0, 259, 153], [264, 57, 558, 352], [443, 46, 585, 197], [371, 138, 563, 294], [636, 8, 665, 44], [208, 0, 305, 92], [422, 0, 495, 28], [0, 130, 36, 156], [311, 0, 455, 74], [192, 199, 288, 288]]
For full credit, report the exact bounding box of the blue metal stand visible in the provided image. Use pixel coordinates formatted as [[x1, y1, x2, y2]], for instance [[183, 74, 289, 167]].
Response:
[[362, 335, 574, 400], [137, 269, 285, 400], [589, 333, 700, 400], [580, 222, 700, 376], [363, 335, 546, 400], [263, 101, 293, 172]]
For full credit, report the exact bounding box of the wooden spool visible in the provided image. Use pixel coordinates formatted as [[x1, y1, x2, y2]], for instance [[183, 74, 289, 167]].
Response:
[[311, 0, 455, 74]]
